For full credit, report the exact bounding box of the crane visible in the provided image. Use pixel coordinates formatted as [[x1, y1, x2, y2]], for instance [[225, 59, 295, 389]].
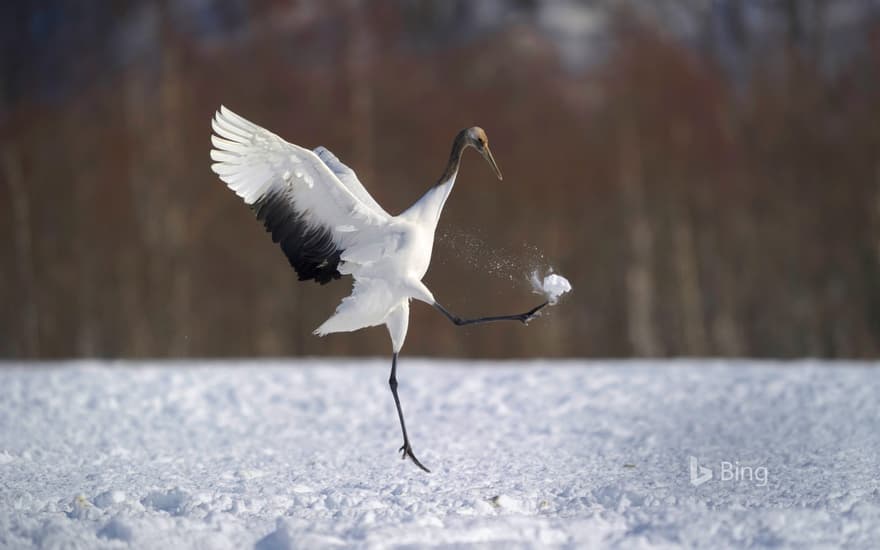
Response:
[[210, 106, 548, 472]]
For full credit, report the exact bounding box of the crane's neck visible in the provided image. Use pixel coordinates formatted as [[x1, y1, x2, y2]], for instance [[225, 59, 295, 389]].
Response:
[[402, 130, 469, 229]]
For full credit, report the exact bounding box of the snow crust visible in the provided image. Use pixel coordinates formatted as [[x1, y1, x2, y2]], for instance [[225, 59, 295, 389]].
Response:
[[530, 271, 572, 305], [1, 359, 878, 548]]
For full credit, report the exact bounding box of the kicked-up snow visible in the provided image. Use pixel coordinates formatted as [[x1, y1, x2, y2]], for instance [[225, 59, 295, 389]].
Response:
[[1, 359, 879, 548], [530, 271, 572, 305]]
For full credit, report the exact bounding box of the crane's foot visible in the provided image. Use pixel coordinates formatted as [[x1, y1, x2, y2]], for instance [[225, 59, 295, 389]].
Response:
[[399, 442, 431, 473], [519, 301, 550, 325]]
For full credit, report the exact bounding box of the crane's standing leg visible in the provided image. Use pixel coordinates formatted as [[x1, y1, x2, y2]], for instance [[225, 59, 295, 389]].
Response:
[[389, 352, 429, 472], [433, 301, 549, 326], [384, 302, 429, 472]]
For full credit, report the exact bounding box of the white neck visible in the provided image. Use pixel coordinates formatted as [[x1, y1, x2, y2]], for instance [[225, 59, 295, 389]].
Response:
[[401, 170, 458, 229]]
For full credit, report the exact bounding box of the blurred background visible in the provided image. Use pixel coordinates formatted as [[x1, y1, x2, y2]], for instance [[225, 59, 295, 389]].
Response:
[[2, 0, 879, 359]]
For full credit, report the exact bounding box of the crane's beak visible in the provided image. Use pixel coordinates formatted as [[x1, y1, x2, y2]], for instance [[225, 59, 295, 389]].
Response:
[[482, 145, 503, 181]]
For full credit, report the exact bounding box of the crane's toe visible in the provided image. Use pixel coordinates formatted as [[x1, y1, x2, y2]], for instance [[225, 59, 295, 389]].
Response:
[[519, 303, 547, 324], [399, 443, 431, 473]]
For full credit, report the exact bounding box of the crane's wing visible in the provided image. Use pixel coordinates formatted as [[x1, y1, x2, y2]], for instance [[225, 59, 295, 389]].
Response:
[[210, 106, 391, 284], [313, 146, 390, 217]]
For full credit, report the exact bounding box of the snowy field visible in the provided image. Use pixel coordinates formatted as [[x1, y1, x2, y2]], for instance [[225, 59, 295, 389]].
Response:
[[1, 359, 879, 549]]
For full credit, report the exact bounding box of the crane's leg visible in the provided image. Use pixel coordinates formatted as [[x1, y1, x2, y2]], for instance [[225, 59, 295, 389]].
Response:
[[433, 301, 549, 326], [389, 352, 430, 473]]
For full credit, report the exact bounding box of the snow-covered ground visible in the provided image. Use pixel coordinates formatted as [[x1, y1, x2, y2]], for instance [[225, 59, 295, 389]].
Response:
[[1, 359, 878, 549]]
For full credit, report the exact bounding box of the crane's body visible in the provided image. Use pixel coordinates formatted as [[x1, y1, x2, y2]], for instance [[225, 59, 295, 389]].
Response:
[[315, 214, 436, 341], [210, 106, 546, 471]]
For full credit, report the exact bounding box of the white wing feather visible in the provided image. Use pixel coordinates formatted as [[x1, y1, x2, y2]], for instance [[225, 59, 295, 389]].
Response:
[[313, 146, 390, 217], [210, 106, 390, 252], [314, 277, 395, 336], [211, 106, 404, 333]]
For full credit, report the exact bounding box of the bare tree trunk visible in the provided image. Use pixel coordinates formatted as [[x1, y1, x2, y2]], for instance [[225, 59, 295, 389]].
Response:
[[159, 32, 192, 357], [710, 220, 745, 356], [123, 89, 156, 351], [875, 163, 880, 285], [120, 6, 193, 357], [69, 108, 99, 356], [122, 39, 160, 355], [346, 0, 375, 188], [711, 298, 744, 356], [117, 250, 149, 356], [3, 144, 40, 357], [618, 118, 662, 356], [673, 211, 707, 355]]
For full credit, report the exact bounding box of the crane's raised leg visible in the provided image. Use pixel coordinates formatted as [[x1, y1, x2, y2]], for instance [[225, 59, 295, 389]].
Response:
[[389, 352, 430, 473], [433, 301, 549, 326]]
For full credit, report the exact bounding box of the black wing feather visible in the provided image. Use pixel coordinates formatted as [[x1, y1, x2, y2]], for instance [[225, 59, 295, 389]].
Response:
[[253, 190, 342, 285]]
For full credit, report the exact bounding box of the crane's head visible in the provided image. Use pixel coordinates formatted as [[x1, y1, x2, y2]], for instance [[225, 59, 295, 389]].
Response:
[[465, 127, 503, 181]]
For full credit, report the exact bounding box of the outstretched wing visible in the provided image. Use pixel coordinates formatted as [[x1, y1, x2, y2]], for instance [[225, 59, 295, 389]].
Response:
[[313, 146, 390, 217], [210, 106, 390, 284]]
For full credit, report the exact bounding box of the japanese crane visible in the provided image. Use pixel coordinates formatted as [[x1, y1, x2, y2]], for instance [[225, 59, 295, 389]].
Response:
[[210, 106, 547, 472]]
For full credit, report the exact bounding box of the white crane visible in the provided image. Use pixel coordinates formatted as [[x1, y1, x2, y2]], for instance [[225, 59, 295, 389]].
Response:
[[210, 106, 548, 472]]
